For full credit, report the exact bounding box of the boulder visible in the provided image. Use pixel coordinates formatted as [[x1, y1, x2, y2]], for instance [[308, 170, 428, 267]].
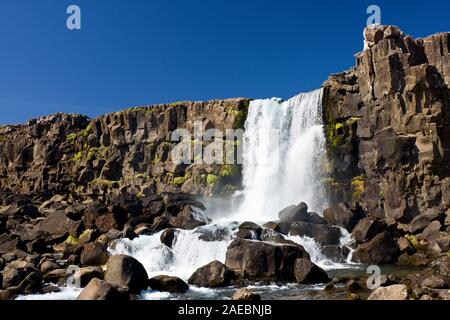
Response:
[[289, 221, 342, 246], [35, 211, 82, 243], [321, 245, 350, 263], [104, 254, 148, 294], [2, 260, 38, 289], [351, 218, 385, 243], [80, 242, 109, 266], [73, 266, 104, 288], [278, 203, 308, 223], [409, 212, 439, 234], [352, 232, 398, 264], [77, 278, 129, 300], [160, 228, 177, 248], [39, 260, 60, 274], [188, 260, 233, 288], [323, 203, 365, 233], [293, 258, 330, 284], [419, 220, 442, 243], [232, 288, 261, 301], [262, 222, 281, 233], [236, 222, 262, 240], [225, 238, 308, 281], [367, 284, 409, 300], [169, 205, 208, 230], [148, 275, 189, 293]]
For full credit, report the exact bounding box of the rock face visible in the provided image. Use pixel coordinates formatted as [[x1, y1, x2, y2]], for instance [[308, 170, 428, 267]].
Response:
[[0, 100, 249, 199], [323, 25, 450, 265]]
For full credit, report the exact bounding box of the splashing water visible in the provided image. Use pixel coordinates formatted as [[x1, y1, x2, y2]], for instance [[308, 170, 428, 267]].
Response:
[[109, 223, 238, 280], [232, 89, 328, 221]]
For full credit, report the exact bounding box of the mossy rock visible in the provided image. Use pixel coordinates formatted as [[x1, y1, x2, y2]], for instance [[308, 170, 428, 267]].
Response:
[[206, 174, 219, 187]]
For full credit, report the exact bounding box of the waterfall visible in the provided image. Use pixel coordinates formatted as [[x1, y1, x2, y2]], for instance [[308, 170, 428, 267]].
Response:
[[232, 89, 328, 221]]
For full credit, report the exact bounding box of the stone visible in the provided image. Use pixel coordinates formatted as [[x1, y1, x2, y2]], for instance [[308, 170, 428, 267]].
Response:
[[289, 221, 342, 246], [397, 253, 429, 267], [169, 205, 208, 230], [160, 228, 177, 248], [236, 221, 262, 240], [352, 232, 398, 264], [104, 254, 148, 294], [419, 220, 442, 243], [232, 288, 261, 301], [73, 266, 104, 288], [80, 242, 109, 266], [148, 275, 189, 293], [293, 258, 330, 284], [225, 238, 308, 281], [77, 278, 129, 300], [39, 260, 60, 274], [188, 260, 233, 288], [367, 284, 409, 300], [326, 203, 365, 233], [2, 260, 38, 289], [351, 218, 385, 243]]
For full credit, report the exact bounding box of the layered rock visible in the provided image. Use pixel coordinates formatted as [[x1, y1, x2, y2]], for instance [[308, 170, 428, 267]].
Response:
[[0, 99, 249, 200], [323, 25, 450, 265]]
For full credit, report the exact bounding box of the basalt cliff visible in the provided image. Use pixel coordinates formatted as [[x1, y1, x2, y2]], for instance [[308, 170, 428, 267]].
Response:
[[0, 25, 449, 300]]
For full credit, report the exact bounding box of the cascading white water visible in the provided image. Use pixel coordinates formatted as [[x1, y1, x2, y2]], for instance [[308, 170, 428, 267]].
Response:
[[109, 223, 238, 280], [232, 89, 328, 221]]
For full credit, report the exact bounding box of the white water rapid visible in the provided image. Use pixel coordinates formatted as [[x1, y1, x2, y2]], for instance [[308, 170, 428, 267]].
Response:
[[231, 89, 328, 221]]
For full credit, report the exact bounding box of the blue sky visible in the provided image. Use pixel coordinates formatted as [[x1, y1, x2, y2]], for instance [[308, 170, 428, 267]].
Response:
[[0, 0, 449, 124]]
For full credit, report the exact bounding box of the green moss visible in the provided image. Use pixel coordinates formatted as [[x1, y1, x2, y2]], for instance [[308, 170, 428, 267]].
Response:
[[72, 151, 82, 162], [405, 234, 427, 253], [91, 179, 120, 188], [227, 107, 248, 129], [172, 176, 186, 186], [219, 164, 239, 177], [66, 133, 77, 144], [64, 235, 79, 245], [206, 174, 219, 187], [351, 176, 365, 201]]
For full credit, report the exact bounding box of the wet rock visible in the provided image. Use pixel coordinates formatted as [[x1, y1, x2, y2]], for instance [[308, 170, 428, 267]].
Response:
[[77, 278, 129, 300], [293, 258, 330, 284], [232, 288, 261, 301], [352, 232, 398, 264], [104, 254, 148, 294], [367, 284, 409, 300], [289, 221, 342, 246], [321, 245, 350, 263], [262, 221, 281, 233], [225, 238, 308, 282], [73, 266, 104, 288], [188, 260, 233, 288], [80, 242, 109, 266], [236, 222, 262, 240], [148, 275, 189, 293], [160, 228, 177, 248], [169, 205, 208, 230]]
